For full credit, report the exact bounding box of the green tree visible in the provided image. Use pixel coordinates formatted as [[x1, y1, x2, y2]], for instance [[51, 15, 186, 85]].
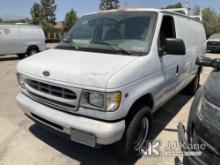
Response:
[[41, 20, 56, 32], [40, 0, 57, 24], [201, 8, 220, 37], [193, 6, 220, 37], [31, 3, 44, 25], [63, 9, 77, 32], [193, 5, 201, 15], [30, 0, 58, 34], [99, 0, 120, 10]]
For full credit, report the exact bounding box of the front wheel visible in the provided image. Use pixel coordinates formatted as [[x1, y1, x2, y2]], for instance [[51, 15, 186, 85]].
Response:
[[113, 107, 151, 161]]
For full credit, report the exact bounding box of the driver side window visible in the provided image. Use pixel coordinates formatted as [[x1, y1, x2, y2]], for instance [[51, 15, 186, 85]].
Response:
[[159, 16, 176, 51]]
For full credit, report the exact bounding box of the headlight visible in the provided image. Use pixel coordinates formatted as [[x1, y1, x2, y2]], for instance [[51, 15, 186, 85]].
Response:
[[17, 73, 25, 87], [89, 92, 105, 108], [80, 90, 121, 112]]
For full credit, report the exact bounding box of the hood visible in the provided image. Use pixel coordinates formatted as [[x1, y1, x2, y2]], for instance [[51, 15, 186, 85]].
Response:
[[17, 49, 138, 89], [204, 71, 220, 107]]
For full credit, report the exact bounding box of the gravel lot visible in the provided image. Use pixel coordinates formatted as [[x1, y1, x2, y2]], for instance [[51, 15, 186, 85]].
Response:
[[0, 49, 218, 165]]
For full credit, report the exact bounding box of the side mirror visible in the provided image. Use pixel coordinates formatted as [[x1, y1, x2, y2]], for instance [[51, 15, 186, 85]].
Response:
[[196, 56, 220, 70], [165, 38, 186, 55]]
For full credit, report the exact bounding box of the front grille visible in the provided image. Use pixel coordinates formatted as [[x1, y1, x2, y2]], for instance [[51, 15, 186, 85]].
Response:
[[26, 79, 77, 100], [25, 78, 81, 113], [28, 91, 76, 109]]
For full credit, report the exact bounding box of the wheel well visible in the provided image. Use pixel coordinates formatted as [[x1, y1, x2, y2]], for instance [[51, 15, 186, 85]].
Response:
[[126, 94, 154, 124], [27, 45, 39, 53]]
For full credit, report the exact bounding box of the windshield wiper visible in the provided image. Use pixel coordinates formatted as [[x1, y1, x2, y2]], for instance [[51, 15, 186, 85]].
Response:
[[91, 41, 133, 55]]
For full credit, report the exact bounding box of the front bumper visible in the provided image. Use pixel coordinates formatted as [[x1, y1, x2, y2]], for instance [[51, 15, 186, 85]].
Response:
[[16, 92, 125, 147]]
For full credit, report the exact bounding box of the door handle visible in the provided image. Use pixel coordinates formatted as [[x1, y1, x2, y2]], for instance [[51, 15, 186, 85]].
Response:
[[176, 65, 179, 75]]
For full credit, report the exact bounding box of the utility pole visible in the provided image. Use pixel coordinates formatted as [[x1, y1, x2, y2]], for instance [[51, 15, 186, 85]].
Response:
[[184, 0, 190, 16], [199, 7, 203, 21]]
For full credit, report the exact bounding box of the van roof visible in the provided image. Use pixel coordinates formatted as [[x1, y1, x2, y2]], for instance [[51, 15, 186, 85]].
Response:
[[87, 8, 186, 15], [0, 24, 42, 29], [87, 8, 161, 15]]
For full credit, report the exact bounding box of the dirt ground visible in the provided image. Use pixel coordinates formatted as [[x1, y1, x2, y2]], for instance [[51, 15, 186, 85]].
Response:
[[0, 48, 217, 165]]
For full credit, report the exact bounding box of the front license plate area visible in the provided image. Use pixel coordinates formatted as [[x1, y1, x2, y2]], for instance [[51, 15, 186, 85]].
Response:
[[70, 129, 96, 147]]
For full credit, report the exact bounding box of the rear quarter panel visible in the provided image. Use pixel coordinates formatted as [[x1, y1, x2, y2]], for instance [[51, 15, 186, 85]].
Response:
[[19, 27, 46, 53], [0, 26, 20, 54], [173, 15, 206, 91]]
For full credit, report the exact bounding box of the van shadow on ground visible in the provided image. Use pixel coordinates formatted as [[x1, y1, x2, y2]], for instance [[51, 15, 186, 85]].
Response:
[[29, 93, 193, 165], [149, 93, 192, 140], [0, 55, 19, 62]]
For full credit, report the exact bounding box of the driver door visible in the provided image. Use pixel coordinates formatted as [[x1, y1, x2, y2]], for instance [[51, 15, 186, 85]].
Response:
[[159, 15, 180, 101]]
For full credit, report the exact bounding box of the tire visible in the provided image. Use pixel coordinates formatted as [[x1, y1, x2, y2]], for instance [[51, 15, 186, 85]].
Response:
[[27, 46, 39, 56], [183, 73, 200, 95], [17, 54, 26, 59], [113, 106, 151, 161]]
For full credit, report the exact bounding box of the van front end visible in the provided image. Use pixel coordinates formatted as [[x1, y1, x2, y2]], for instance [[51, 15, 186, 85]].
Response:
[[16, 74, 125, 147], [15, 41, 140, 151]]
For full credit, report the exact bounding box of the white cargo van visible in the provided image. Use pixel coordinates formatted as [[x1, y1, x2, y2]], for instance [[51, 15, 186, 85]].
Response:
[[16, 9, 206, 159], [0, 24, 46, 58]]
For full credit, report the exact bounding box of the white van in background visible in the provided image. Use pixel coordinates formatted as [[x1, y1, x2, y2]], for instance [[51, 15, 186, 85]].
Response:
[[0, 24, 46, 58]]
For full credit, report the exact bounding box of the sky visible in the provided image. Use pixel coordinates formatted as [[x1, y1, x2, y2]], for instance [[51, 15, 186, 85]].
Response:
[[0, 0, 219, 21]]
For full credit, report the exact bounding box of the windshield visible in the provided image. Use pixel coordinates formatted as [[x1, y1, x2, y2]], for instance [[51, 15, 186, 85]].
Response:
[[209, 33, 220, 40], [57, 11, 157, 55]]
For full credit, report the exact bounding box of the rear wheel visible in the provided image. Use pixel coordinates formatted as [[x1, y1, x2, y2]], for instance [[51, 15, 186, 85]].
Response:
[[113, 106, 151, 161], [183, 73, 200, 95], [27, 46, 39, 56]]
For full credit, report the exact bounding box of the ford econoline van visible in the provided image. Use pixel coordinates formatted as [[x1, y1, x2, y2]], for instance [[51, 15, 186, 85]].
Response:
[[0, 24, 46, 58], [16, 8, 206, 159]]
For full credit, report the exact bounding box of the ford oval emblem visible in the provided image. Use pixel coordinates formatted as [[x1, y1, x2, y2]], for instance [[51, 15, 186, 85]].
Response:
[[43, 71, 50, 77]]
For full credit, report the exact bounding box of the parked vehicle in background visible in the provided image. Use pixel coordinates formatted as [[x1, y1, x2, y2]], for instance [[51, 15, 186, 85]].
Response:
[[207, 33, 220, 53], [0, 24, 46, 58], [16, 8, 206, 160], [178, 56, 220, 165]]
